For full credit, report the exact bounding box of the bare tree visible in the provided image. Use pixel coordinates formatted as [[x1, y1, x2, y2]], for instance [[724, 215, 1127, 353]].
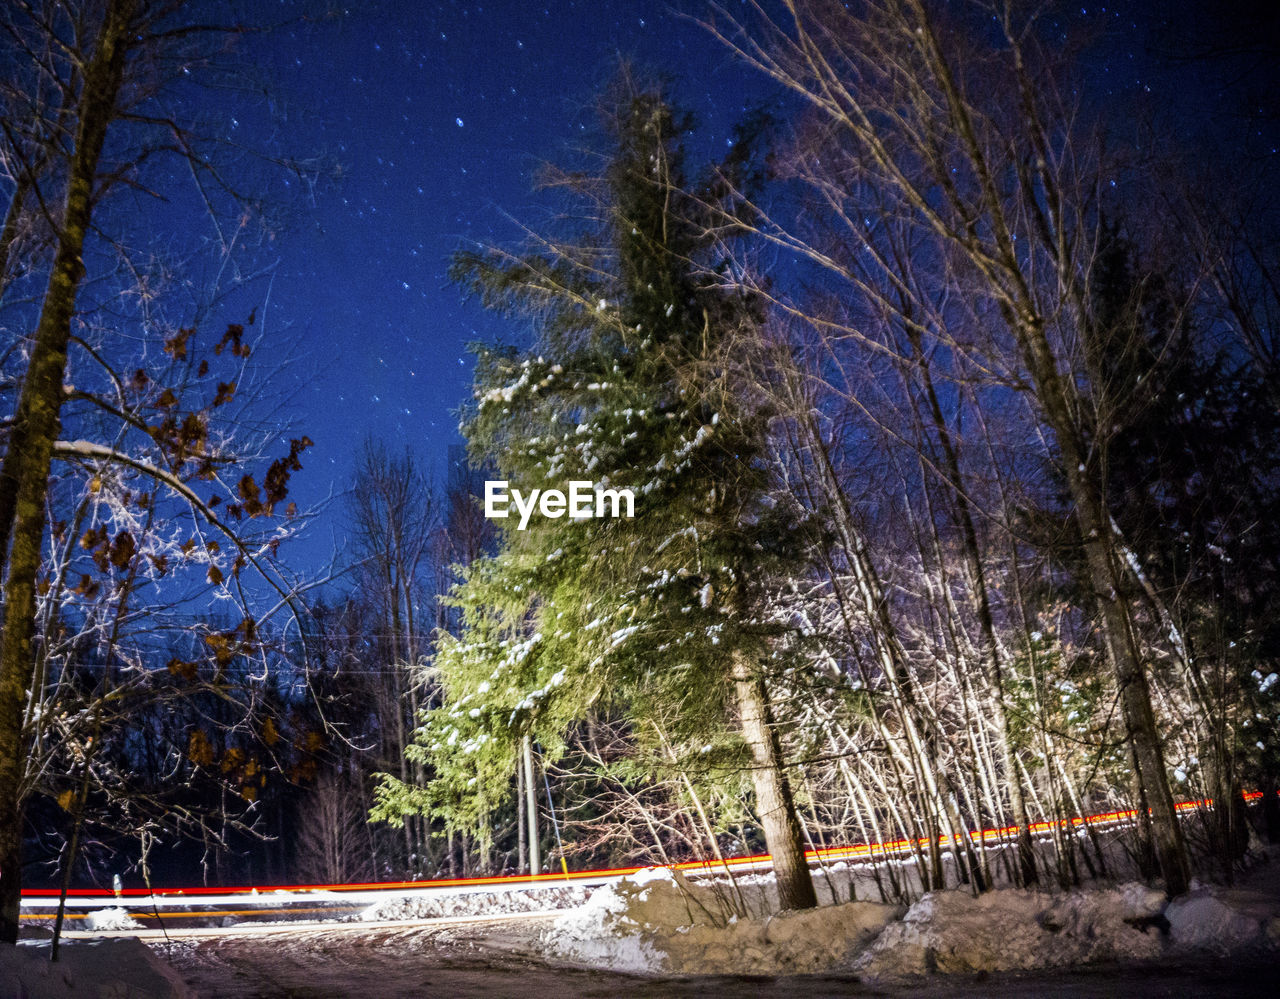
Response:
[[703, 0, 1194, 894], [346, 441, 439, 875], [293, 769, 375, 885], [0, 0, 315, 941]]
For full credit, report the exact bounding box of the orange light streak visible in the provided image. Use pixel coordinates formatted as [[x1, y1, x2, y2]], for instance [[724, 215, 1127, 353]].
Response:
[[21, 790, 1276, 901]]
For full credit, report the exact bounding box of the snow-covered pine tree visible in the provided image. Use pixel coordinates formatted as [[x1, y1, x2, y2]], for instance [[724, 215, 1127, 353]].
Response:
[[375, 77, 818, 909]]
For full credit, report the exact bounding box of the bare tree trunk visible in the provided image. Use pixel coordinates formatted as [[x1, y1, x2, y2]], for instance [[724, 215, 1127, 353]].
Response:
[[707, 0, 1193, 897], [50, 755, 92, 962], [1055, 410, 1191, 896], [0, 0, 134, 944], [0, 173, 33, 302], [732, 651, 817, 910], [906, 332, 1039, 887]]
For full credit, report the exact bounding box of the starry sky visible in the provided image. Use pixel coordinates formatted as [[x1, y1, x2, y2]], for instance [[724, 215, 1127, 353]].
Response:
[[211, 0, 1275, 575], [224, 0, 770, 571]]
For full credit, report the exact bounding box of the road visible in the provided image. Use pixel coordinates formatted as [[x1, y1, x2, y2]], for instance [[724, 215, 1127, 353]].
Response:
[[24, 796, 1194, 930], [22, 802, 1275, 999], [21, 872, 615, 931], [143, 914, 1268, 999]]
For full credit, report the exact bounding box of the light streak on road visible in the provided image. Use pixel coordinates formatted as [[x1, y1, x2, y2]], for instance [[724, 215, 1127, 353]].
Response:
[[20, 792, 1270, 929]]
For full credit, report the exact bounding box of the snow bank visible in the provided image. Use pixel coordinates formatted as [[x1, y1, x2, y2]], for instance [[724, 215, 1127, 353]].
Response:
[[856, 879, 1280, 980], [544, 866, 1280, 980], [0, 937, 192, 998], [855, 883, 1167, 978], [541, 868, 673, 973], [1166, 885, 1280, 955], [84, 906, 139, 931], [542, 866, 901, 974], [361, 883, 594, 922]]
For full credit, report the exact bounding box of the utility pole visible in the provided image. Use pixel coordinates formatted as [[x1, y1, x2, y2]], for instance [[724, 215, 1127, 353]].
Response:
[[517, 746, 528, 873], [522, 734, 541, 876]]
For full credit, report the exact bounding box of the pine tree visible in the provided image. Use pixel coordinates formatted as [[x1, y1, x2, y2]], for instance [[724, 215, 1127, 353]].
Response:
[[377, 78, 818, 908]]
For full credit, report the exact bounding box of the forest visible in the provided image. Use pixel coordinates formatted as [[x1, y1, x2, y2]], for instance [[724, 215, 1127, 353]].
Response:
[[1, 0, 1277, 947]]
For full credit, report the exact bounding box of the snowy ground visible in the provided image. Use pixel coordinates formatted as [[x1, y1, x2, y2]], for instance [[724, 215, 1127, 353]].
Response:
[[0, 935, 192, 998], [13, 848, 1280, 997], [152, 918, 1277, 998], [539, 860, 1280, 979], [359, 882, 594, 922]]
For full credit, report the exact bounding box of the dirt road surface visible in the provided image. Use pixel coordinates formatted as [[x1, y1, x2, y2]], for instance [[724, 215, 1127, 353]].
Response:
[[153, 914, 1272, 998]]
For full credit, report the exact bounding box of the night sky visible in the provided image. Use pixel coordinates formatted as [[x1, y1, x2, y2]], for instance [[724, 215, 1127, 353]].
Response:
[[212, 0, 1274, 575], [225, 0, 769, 571]]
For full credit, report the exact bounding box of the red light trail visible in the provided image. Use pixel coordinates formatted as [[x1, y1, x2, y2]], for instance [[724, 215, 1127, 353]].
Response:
[[21, 791, 1271, 912]]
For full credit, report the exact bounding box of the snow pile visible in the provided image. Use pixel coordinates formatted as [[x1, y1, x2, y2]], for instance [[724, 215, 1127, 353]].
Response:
[[542, 866, 901, 975], [360, 882, 594, 922], [84, 906, 138, 931], [542, 867, 675, 972], [1166, 885, 1280, 955], [856, 879, 1280, 980], [544, 865, 1280, 980], [856, 883, 1168, 978], [0, 937, 192, 998]]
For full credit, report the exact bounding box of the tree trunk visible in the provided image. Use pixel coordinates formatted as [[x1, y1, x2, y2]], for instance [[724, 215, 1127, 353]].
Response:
[[0, 0, 134, 945], [1021, 320, 1191, 897], [1078, 486, 1191, 896], [907, 326, 1039, 887], [0, 173, 33, 303], [732, 651, 817, 911]]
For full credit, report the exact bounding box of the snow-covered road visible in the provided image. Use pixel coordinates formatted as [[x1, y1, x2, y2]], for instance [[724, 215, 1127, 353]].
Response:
[[150, 917, 1274, 999]]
